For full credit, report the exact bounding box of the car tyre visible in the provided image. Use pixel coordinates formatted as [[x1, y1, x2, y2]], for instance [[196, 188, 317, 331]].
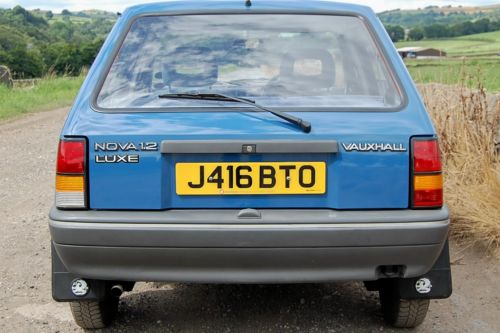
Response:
[[379, 281, 429, 328], [70, 297, 119, 329]]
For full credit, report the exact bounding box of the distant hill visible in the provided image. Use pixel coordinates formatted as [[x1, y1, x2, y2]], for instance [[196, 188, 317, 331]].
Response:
[[29, 8, 115, 16], [0, 6, 116, 78], [28, 8, 116, 27], [1, 4, 499, 79], [379, 4, 500, 28]]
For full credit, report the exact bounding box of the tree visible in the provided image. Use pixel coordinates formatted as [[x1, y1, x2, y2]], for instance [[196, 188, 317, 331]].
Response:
[[424, 24, 450, 38], [473, 18, 490, 34], [0, 46, 44, 78], [10, 5, 48, 27], [0, 25, 27, 51], [45, 11, 53, 19], [61, 9, 71, 16], [41, 42, 82, 74], [49, 21, 75, 40], [80, 38, 104, 66], [408, 27, 424, 41], [385, 25, 405, 42]]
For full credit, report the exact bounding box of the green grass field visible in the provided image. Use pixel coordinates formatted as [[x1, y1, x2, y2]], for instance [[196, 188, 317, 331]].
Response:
[[396, 30, 500, 91], [396, 30, 500, 57], [0, 76, 84, 121], [404, 58, 500, 91]]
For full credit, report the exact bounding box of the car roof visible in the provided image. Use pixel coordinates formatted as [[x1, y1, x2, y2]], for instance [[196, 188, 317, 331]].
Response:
[[122, 1, 374, 17]]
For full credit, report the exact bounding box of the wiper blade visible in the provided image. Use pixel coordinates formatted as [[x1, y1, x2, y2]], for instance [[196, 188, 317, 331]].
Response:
[[159, 92, 311, 133], [159, 92, 255, 104]]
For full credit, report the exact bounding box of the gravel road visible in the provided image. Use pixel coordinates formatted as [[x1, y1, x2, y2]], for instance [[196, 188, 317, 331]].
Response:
[[1, 108, 499, 333]]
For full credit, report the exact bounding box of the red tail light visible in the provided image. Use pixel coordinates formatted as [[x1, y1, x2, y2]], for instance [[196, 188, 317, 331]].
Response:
[[411, 138, 443, 208], [57, 140, 85, 174], [413, 139, 441, 172], [56, 138, 87, 209]]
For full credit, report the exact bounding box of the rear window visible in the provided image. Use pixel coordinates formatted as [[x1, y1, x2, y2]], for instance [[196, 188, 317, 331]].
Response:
[[96, 14, 402, 110]]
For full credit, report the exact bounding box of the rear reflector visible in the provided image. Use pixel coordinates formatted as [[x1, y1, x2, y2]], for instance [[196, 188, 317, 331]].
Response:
[[413, 189, 443, 208], [56, 138, 86, 209], [411, 138, 443, 208]]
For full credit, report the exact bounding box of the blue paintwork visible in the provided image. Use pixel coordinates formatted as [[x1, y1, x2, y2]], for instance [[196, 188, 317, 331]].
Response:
[[61, 1, 436, 210]]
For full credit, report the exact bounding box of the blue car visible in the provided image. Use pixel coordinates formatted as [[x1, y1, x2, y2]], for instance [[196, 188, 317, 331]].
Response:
[[50, 1, 451, 329]]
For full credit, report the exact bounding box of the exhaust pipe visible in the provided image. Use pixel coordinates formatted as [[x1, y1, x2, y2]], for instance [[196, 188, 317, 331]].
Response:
[[110, 284, 124, 297]]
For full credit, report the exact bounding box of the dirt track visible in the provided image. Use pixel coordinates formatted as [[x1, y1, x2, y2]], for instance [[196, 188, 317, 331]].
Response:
[[0, 108, 499, 332]]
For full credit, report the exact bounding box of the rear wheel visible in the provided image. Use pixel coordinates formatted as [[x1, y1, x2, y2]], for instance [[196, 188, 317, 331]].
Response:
[[379, 281, 429, 328], [70, 297, 118, 329]]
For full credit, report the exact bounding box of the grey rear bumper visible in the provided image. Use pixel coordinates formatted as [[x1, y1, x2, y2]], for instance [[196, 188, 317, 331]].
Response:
[[49, 206, 449, 283]]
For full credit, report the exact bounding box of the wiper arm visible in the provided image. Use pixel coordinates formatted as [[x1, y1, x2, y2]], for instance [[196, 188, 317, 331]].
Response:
[[158, 92, 311, 133]]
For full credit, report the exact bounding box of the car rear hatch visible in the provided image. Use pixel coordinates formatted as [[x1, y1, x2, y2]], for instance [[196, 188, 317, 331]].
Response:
[[81, 109, 429, 210], [67, 11, 437, 211]]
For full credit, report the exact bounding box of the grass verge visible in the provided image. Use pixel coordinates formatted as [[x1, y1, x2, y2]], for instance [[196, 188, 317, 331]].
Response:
[[418, 81, 500, 255], [406, 58, 500, 92], [0, 75, 84, 121]]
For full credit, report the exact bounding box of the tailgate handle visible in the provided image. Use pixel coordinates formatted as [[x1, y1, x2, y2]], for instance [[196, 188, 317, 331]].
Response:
[[237, 208, 261, 219], [161, 140, 338, 154]]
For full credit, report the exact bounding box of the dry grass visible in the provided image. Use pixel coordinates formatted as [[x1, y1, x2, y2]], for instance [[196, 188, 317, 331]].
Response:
[[418, 80, 500, 255]]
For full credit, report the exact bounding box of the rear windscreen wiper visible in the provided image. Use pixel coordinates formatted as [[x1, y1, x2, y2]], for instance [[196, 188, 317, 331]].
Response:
[[158, 92, 312, 133]]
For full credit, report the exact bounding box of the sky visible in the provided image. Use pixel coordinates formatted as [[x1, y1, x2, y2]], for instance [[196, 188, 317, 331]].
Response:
[[0, 0, 499, 13]]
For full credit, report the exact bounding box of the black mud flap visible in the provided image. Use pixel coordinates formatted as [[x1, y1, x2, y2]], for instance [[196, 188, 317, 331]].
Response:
[[52, 243, 109, 301], [364, 240, 452, 299], [396, 240, 452, 299]]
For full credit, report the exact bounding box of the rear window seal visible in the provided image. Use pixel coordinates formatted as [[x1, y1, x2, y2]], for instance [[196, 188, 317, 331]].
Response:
[[90, 10, 408, 114]]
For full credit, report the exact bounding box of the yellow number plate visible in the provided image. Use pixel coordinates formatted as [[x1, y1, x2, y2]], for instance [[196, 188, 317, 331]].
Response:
[[176, 162, 326, 195]]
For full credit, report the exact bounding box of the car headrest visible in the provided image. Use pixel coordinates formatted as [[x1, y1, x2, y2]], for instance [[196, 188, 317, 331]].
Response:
[[164, 46, 218, 88], [279, 48, 335, 89]]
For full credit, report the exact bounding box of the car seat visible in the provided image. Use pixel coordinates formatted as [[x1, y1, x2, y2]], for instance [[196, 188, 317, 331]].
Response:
[[269, 48, 336, 95]]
